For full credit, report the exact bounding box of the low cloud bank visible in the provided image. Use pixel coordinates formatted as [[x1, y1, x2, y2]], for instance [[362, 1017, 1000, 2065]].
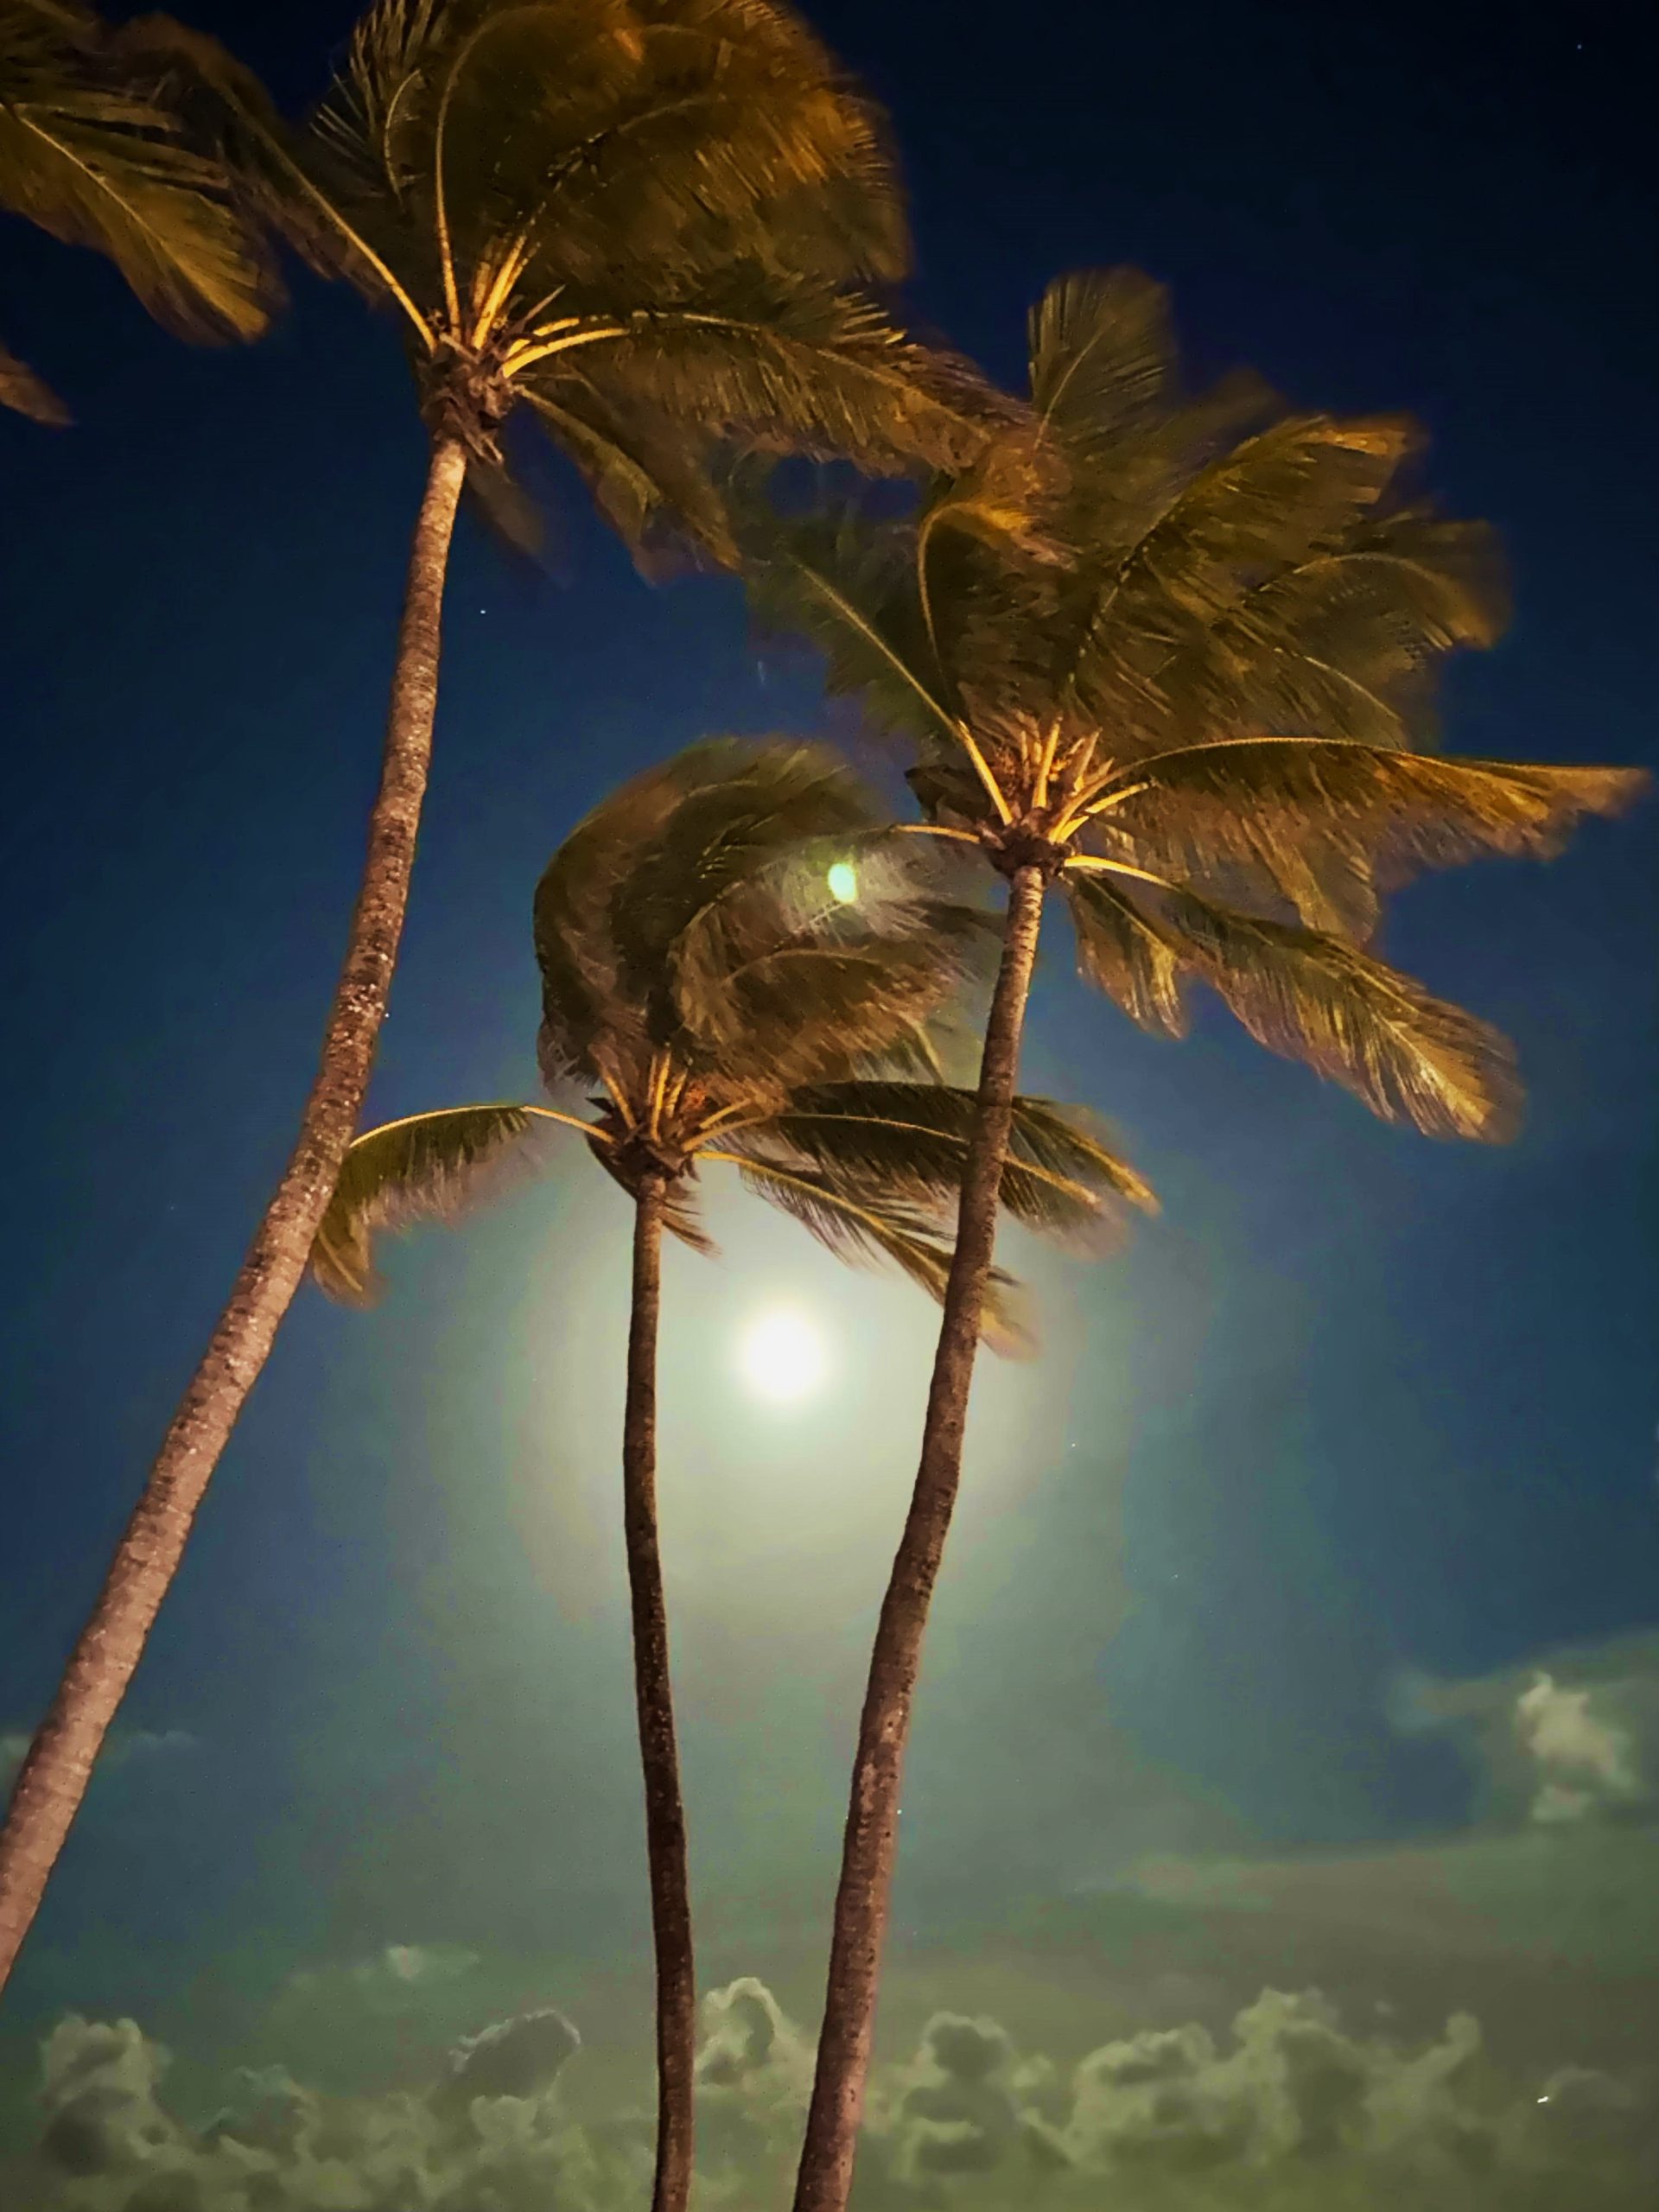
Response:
[[14, 1972, 1656, 2210]]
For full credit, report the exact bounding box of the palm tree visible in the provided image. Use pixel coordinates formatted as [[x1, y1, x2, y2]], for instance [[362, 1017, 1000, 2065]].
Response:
[[0, 0, 273, 422], [0, 0, 1005, 1994], [308, 739, 1154, 2212], [742, 269, 1649, 2212]]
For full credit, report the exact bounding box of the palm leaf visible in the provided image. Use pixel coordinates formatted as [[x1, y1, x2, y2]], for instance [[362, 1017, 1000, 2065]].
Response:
[[741, 1081, 1154, 1249], [311, 1103, 544, 1303], [0, 330, 67, 419], [1028, 265, 1176, 461], [1066, 414, 1414, 722], [714, 1149, 1032, 1355], [537, 284, 1000, 477], [1145, 512, 1510, 756], [1068, 876, 1522, 1141], [0, 0, 276, 340], [1086, 739, 1647, 936], [1065, 869, 1186, 1036]]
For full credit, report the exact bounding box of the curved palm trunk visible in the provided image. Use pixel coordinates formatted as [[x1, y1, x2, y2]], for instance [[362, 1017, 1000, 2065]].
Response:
[[0, 435, 469, 1997], [791, 862, 1048, 2212], [623, 1173, 698, 2212]]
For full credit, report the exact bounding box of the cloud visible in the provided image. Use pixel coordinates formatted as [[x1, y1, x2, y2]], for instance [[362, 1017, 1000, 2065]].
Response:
[[1515, 1672, 1641, 1825], [12, 1976, 1656, 2212], [282, 1942, 480, 2002], [1390, 1630, 1659, 1831]]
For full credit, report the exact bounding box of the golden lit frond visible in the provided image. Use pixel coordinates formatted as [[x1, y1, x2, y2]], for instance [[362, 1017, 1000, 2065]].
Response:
[[1065, 869, 1187, 1036], [1064, 873, 1522, 1141], [531, 286, 1000, 479], [310, 1103, 552, 1303], [0, 0, 276, 340], [0, 331, 67, 420], [534, 740, 981, 1097], [1084, 738, 1648, 936], [711, 1149, 1032, 1356], [1066, 414, 1416, 726], [735, 1081, 1154, 1251], [1028, 265, 1176, 460]]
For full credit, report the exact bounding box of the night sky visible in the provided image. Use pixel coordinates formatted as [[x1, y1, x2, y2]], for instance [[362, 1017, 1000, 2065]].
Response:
[[2, 1, 1656, 2203]]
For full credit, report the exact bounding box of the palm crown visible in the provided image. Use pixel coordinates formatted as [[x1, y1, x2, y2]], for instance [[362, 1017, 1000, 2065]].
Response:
[[186, 0, 1002, 560], [313, 739, 1154, 1344], [0, 0, 272, 420], [745, 268, 1645, 1140]]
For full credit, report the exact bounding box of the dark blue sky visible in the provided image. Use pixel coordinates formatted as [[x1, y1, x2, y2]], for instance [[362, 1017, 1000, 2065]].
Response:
[[1, 0, 1655, 2090]]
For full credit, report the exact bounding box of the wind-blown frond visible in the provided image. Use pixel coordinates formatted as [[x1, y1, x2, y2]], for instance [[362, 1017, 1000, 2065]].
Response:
[[714, 1149, 1032, 1354], [1085, 739, 1646, 936], [311, 1103, 546, 1303], [741, 497, 953, 742], [1065, 874, 1521, 1141], [539, 284, 999, 478], [308, 0, 912, 302], [535, 741, 979, 1091], [737, 1081, 1154, 1248], [0, 0, 276, 340], [1028, 266, 1176, 463], [1145, 512, 1510, 754], [0, 330, 67, 418], [1065, 415, 1415, 726], [1065, 869, 1187, 1036]]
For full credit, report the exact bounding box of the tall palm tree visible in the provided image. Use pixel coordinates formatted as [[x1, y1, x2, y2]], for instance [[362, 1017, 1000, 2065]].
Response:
[[0, 0, 1007, 1996], [308, 740, 1154, 2212], [0, 0, 273, 421], [742, 269, 1649, 2212]]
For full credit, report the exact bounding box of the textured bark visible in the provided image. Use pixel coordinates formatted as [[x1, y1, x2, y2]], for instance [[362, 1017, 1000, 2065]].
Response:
[[624, 1174, 698, 2212], [791, 864, 1049, 2212], [0, 435, 469, 1997]]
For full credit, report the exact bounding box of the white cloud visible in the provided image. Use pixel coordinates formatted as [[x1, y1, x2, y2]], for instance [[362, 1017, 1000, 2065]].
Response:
[[1390, 1631, 1659, 1831], [19, 1978, 1656, 2212], [283, 1942, 480, 2000], [1515, 1671, 1640, 1824]]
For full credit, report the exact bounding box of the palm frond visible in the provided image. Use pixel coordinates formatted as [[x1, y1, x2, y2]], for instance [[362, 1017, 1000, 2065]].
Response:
[[310, 0, 911, 305], [1067, 875, 1521, 1141], [0, 0, 276, 340], [1066, 414, 1414, 722], [740, 493, 955, 744], [1085, 739, 1647, 935], [736, 1081, 1154, 1249], [1028, 266, 1176, 461], [0, 330, 67, 419], [1147, 511, 1510, 754], [669, 831, 990, 1066], [311, 1103, 546, 1303], [533, 284, 1001, 477], [712, 1149, 1032, 1356], [705, 938, 963, 1087], [531, 740, 980, 1096], [1065, 869, 1186, 1036]]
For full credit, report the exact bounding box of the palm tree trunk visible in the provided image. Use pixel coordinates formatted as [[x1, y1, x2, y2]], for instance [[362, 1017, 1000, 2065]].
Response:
[[623, 1173, 698, 2212], [791, 861, 1048, 2212], [0, 434, 469, 1997]]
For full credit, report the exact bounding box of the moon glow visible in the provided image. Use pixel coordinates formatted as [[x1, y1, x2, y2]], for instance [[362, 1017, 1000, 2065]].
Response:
[[738, 1309, 828, 1402]]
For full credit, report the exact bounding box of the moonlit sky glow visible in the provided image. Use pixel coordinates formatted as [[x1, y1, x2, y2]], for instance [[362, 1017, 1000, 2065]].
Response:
[[0, 0, 1655, 2202], [738, 1308, 829, 1402]]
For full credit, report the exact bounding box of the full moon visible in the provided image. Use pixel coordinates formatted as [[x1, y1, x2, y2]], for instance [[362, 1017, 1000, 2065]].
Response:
[[738, 1309, 827, 1402]]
